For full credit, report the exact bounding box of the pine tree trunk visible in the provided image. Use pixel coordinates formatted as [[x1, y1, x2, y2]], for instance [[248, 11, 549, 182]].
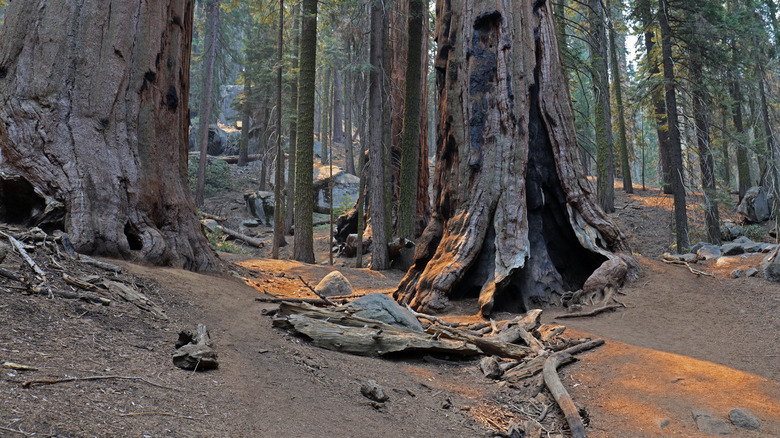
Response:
[[658, 0, 689, 250], [607, 0, 632, 194], [238, 79, 251, 167], [369, 0, 390, 270], [731, 76, 750, 201], [589, 0, 615, 213], [272, 0, 286, 258], [196, 0, 220, 207], [343, 45, 356, 175], [394, 0, 626, 314], [689, 29, 720, 244], [332, 69, 344, 145], [397, 0, 425, 241], [293, 0, 317, 263], [640, 4, 673, 194], [0, 0, 217, 271], [285, 7, 300, 235]]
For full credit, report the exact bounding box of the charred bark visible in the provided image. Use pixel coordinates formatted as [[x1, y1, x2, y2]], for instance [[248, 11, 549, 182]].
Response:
[[0, 0, 217, 271], [394, 0, 626, 315]]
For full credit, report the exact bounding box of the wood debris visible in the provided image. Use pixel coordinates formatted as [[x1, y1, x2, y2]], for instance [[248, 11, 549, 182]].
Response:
[[264, 296, 604, 436]]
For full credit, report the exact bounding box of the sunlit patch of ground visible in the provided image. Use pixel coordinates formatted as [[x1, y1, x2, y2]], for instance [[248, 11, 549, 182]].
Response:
[[567, 332, 780, 437]]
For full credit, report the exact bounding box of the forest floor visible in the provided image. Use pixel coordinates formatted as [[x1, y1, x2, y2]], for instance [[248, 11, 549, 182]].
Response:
[[1, 166, 779, 437]]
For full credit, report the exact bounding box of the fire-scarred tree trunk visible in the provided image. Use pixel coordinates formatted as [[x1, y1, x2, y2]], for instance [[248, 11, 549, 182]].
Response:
[[0, 0, 217, 271], [394, 0, 626, 315]]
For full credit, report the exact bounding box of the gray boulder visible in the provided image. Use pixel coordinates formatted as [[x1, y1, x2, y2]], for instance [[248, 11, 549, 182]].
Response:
[[206, 124, 228, 156], [736, 186, 770, 224], [347, 293, 424, 332], [730, 269, 744, 279], [729, 408, 761, 430], [696, 244, 721, 261], [244, 191, 275, 226], [721, 242, 746, 256], [721, 221, 742, 241], [761, 248, 780, 282], [314, 271, 353, 297], [745, 267, 759, 277], [692, 411, 732, 435], [201, 219, 219, 232]]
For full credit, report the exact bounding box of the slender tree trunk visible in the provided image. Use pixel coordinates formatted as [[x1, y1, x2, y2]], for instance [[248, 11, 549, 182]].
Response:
[[258, 96, 269, 191], [397, 0, 425, 240], [272, 0, 286, 258], [0, 0, 216, 271], [607, 0, 632, 194], [589, 0, 615, 213], [394, 0, 626, 314], [332, 69, 344, 145], [238, 79, 251, 167], [196, 0, 221, 207], [343, 45, 356, 175], [356, 85, 369, 269], [731, 76, 750, 201], [321, 68, 331, 165], [720, 107, 731, 187], [641, 5, 673, 194], [369, 0, 389, 270], [293, 0, 317, 263], [689, 30, 720, 243], [285, 7, 300, 235], [658, 0, 689, 250]]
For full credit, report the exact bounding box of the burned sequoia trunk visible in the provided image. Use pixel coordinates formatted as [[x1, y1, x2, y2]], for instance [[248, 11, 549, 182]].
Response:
[[394, 0, 626, 315], [0, 1, 217, 271]]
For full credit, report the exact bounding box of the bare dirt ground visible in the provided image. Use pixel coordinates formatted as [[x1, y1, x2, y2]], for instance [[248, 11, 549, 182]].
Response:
[[2, 169, 779, 437]]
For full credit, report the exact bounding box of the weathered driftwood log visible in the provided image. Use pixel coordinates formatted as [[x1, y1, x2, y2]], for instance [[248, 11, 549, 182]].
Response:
[[544, 351, 587, 438], [277, 314, 481, 357], [218, 225, 264, 248], [427, 325, 532, 360], [103, 280, 168, 320], [173, 324, 218, 371], [504, 339, 604, 381]]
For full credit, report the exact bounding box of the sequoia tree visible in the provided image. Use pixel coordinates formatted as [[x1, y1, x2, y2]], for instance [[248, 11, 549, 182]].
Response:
[[394, 0, 626, 315], [0, 0, 217, 271]]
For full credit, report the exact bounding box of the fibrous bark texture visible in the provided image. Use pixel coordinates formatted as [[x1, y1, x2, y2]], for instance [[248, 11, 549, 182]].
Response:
[[0, 0, 217, 271], [293, 0, 317, 263], [394, 0, 626, 315]]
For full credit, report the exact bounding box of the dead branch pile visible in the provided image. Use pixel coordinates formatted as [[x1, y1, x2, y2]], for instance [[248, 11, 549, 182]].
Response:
[[266, 299, 603, 437], [0, 223, 167, 319]]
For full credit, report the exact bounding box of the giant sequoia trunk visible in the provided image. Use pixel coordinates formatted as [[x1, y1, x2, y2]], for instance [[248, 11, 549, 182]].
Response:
[[0, 0, 217, 271], [394, 0, 626, 315]]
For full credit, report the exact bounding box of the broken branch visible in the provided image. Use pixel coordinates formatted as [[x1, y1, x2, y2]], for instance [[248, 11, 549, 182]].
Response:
[[543, 353, 587, 438]]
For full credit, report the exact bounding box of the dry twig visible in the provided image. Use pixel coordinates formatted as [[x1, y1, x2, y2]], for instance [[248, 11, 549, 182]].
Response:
[[22, 375, 175, 390], [118, 412, 199, 421]]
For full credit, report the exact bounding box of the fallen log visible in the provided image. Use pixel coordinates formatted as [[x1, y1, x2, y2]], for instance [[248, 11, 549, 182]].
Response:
[[218, 225, 264, 248], [102, 280, 168, 320], [173, 324, 218, 371], [280, 314, 482, 357], [504, 339, 604, 381], [428, 325, 532, 360], [543, 352, 587, 438]]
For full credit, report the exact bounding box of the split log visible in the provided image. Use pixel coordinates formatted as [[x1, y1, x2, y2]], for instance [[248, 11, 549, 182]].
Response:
[[49, 288, 111, 305], [428, 325, 532, 360], [279, 314, 482, 357], [543, 352, 587, 438], [217, 225, 264, 248], [102, 280, 168, 320], [173, 324, 218, 371], [77, 255, 122, 273], [63, 273, 107, 294], [1, 231, 52, 298], [504, 339, 604, 381]]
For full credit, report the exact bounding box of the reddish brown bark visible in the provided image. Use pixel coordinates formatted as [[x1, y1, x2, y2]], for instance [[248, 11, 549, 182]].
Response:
[[394, 0, 626, 315]]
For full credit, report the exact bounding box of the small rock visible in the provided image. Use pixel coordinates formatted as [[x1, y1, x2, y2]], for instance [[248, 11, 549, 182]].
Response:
[[733, 236, 752, 245], [760, 243, 776, 253], [314, 271, 353, 297], [730, 269, 744, 279], [656, 418, 671, 429], [721, 221, 742, 241], [242, 219, 260, 228], [743, 241, 765, 253], [690, 241, 709, 253], [745, 267, 759, 277], [347, 293, 424, 332], [729, 408, 761, 430], [479, 356, 502, 379], [441, 397, 452, 409], [692, 411, 732, 435], [201, 219, 219, 232], [360, 379, 389, 403], [697, 244, 722, 261], [721, 243, 746, 256]]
